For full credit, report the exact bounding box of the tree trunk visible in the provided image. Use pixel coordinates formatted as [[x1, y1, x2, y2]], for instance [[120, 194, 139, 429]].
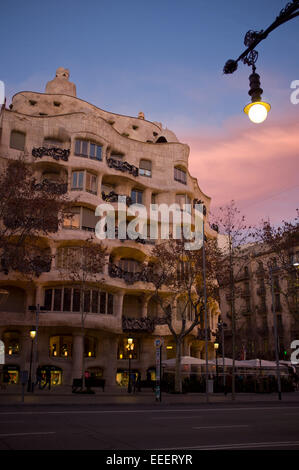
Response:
[[175, 339, 182, 393]]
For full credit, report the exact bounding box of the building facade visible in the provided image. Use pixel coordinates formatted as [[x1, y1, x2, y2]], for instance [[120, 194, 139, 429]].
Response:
[[0, 68, 220, 389], [218, 243, 299, 361]]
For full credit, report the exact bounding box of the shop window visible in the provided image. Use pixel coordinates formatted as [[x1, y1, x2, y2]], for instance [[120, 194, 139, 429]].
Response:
[[3, 365, 20, 384], [116, 369, 140, 388], [10, 130, 25, 151], [40, 366, 62, 386], [49, 335, 72, 358]]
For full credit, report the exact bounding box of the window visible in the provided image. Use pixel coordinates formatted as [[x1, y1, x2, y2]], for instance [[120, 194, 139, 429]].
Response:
[[49, 335, 72, 358], [71, 171, 84, 190], [139, 159, 152, 177], [174, 167, 187, 184], [84, 337, 97, 358], [3, 331, 20, 356], [151, 193, 157, 204], [117, 338, 139, 360], [44, 287, 114, 315], [43, 138, 64, 149], [63, 206, 98, 231], [82, 207, 98, 231], [175, 194, 191, 213], [86, 172, 97, 194], [119, 259, 141, 274], [74, 139, 102, 160], [63, 206, 81, 229], [71, 171, 97, 194], [10, 130, 25, 151], [131, 189, 143, 204]]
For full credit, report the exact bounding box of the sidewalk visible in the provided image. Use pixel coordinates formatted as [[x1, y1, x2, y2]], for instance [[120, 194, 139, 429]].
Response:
[[1, 385, 299, 406]]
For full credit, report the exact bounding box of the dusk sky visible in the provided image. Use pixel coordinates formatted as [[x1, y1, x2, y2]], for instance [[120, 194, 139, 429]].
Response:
[[1, 0, 298, 226]]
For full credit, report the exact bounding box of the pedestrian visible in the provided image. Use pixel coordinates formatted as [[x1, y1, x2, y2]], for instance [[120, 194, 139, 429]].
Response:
[[35, 367, 42, 389], [136, 373, 141, 392], [42, 368, 51, 390]]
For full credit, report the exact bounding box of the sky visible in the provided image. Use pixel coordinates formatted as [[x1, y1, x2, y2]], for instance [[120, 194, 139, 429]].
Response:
[[1, 0, 298, 227]]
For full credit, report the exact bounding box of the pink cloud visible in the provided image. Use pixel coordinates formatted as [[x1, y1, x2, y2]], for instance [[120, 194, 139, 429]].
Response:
[[183, 111, 299, 225]]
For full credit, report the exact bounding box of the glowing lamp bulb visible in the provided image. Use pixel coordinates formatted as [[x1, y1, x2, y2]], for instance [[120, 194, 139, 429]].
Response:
[[244, 101, 271, 124]]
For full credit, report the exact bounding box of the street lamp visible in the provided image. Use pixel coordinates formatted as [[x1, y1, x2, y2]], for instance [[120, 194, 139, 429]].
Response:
[[27, 328, 36, 392], [223, 0, 299, 122], [126, 337, 134, 393]]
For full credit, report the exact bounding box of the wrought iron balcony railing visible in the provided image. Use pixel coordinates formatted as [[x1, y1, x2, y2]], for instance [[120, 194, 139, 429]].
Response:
[[32, 146, 70, 161], [106, 157, 139, 177], [108, 263, 148, 284], [101, 191, 132, 206]]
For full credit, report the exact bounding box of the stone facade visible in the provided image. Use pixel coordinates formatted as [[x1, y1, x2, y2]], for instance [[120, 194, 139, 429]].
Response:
[[0, 68, 220, 389]]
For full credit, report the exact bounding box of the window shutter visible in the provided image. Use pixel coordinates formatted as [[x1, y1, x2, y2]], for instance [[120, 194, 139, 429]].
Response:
[[140, 159, 151, 170], [82, 207, 98, 230], [10, 131, 25, 151]]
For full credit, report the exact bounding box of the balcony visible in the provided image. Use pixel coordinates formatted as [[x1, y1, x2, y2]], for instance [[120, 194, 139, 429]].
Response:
[[108, 263, 148, 284], [122, 316, 155, 333], [106, 157, 139, 177], [32, 178, 68, 195], [102, 191, 132, 206], [32, 146, 70, 162]]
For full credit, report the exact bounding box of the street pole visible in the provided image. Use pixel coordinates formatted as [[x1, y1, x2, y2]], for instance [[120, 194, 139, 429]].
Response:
[[128, 354, 132, 393], [221, 323, 226, 393], [269, 266, 282, 401], [202, 220, 209, 402], [27, 338, 34, 392], [31, 304, 40, 393]]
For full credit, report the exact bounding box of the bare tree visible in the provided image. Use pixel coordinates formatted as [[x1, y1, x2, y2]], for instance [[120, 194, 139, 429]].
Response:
[[212, 200, 252, 400], [252, 212, 299, 343], [0, 156, 71, 278], [147, 238, 220, 393]]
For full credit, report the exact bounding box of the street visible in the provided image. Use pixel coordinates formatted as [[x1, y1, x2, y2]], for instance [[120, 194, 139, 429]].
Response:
[[0, 402, 299, 450]]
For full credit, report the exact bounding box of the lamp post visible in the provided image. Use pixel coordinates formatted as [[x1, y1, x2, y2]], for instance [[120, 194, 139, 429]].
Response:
[[223, 0, 299, 123], [27, 328, 36, 392], [214, 342, 219, 391], [126, 337, 134, 393]]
